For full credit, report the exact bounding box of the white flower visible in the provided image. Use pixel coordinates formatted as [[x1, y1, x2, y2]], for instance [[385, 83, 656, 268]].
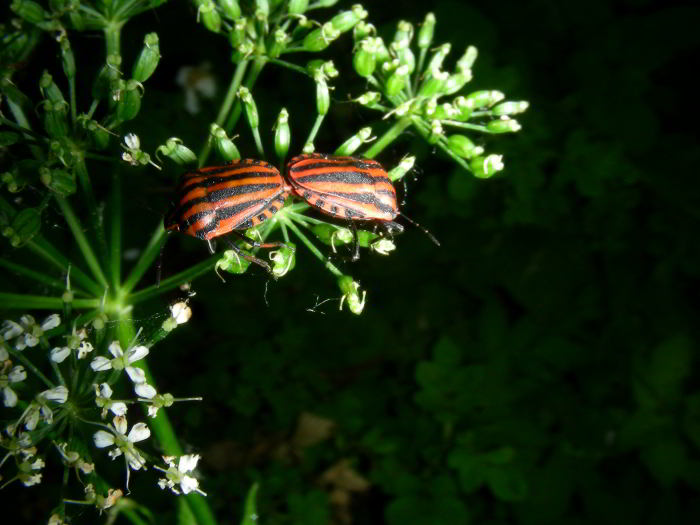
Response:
[[1, 320, 23, 340], [22, 386, 69, 430], [135, 382, 157, 399], [18, 455, 45, 486], [93, 415, 151, 472], [1, 365, 26, 407], [124, 133, 140, 150], [94, 383, 127, 418], [41, 314, 61, 331], [77, 341, 93, 359], [176, 63, 217, 114], [50, 346, 71, 363], [55, 442, 95, 474], [157, 454, 206, 495], [90, 341, 149, 384], [170, 302, 192, 325], [41, 385, 69, 404]]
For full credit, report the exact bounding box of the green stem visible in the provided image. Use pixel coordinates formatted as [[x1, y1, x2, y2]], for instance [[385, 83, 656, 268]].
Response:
[[282, 218, 343, 277], [8, 349, 53, 388], [104, 22, 123, 56], [363, 117, 412, 159], [304, 114, 325, 150], [120, 225, 165, 296], [110, 170, 122, 291], [198, 60, 249, 167], [251, 127, 264, 157], [7, 100, 44, 159], [0, 293, 98, 309], [27, 238, 102, 297], [0, 258, 75, 294], [128, 255, 217, 305], [441, 120, 488, 132], [266, 58, 309, 76], [115, 316, 218, 525], [410, 116, 472, 172], [224, 58, 266, 135], [55, 196, 109, 292], [413, 47, 428, 93], [68, 76, 77, 126], [75, 158, 109, 269]]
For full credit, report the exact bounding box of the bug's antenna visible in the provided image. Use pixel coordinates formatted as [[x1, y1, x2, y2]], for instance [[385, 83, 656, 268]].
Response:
[[399, 212, 441, 246]]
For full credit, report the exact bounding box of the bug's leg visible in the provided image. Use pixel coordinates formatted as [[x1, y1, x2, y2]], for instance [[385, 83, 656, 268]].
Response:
[[228, 230, 288, 250], [223, 238, 272, 273], [350, 221, 360, 261], [206, 239, 216, 254]]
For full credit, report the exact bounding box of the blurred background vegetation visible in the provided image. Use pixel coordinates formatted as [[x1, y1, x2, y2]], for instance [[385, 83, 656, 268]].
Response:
[[4, 0, 700, 523]]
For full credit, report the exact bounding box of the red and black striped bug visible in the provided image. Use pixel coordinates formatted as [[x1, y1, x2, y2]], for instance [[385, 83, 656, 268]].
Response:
[[286, 153, 439, 259], [164, 158, 289, 272]]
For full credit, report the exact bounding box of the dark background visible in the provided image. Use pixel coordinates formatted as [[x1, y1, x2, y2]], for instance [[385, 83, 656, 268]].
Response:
[[6, 0, 700, 523]]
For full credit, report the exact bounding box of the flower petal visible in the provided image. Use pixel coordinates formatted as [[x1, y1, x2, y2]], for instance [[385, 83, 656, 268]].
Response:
[[108, 341, 124, 358], [3, 386, 18, 407], [98, 382, 113, 398], [127, 345, 149, 363], [50, 347, 71, 363], [125, 366, 146, 384], [41, 314, 61, 331], [178, 454, 200, 473], [110, 402, 128, 416], [93, 430, 115, 448], [180, 475, 199, 494], [134, 382, 156, 399], [128, 422, 151, 443], [8, 365, 27, 383], [91, 356, 113, 372], [42, 385, 68, 403], [1, 320, 23, 340], [24, 333, 39, 347], [113, 415, 128, 435]]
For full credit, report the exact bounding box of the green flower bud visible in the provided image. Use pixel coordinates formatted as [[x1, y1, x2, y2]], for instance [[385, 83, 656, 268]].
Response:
[[386, 65, 409, 97], [116, 79, 143, 122], [237, 86, 259, 128], [302, 142, 315, 153], [269, 242, 296, 278], [375, 37, 390, 64], [427, 43, 450, 74], [491, 100, 529, 116], [486, 117, 522, 133], [417, 12, 435, 49], [447, 134, 482, 159], [229, 17, 247, 47], [465, 90, 504, 109], [444, 70, 472, 95], [267, 28, 290, 58], [10, 208, 41, 247], [388, 155, 415, 182], [456, 45, 478, 72], [231, 40, 255, 63], [40, 71, 65, 105], [425, 96, 440, 118], [453, 96, 473, 121], [274, 108, 290, 161], [393, 20, 413, 44], [132, 33, 161, 83], [210, 124, 241, 161], [334, 127, 372, 156], [316, 78, 330, 115], [198, 1, 221, 33], [470, 154, 504, 179], [215, 249, 250, 279], [218, 0, 241, 19], [353, 21, 374, 41], [338, 275, 366, 315], [288, 0, 308, 15], [331, 4, 368, 33], [393, 41, 415, 74], [255, 0, 269, 16], [302, 22, 341, 52], [353, 38, 379, 78], [354, 91, 382, 108], [41, 168, 77, 196], [43, 101, 70, 138], [59, 37, 76, 81], [157, 137, 197, 165], [312, 224, 352, 249], [92, 54, 122, 100], [418, 70, 448, 97], [11, 0, 46, 25], [427, 119, 443, 145], [371, 238, 395, 255], [433, 102, 459, 120]]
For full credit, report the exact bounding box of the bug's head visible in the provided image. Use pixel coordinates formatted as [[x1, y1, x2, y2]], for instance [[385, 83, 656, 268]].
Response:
[[163, 204, 180, 233]]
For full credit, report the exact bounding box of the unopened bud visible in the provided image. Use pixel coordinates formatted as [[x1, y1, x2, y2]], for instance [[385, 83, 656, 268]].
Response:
[[331, 4, 368, 33], [447, 135, 482, 159], [198, 1, 221, 33], [335, 127, 373, 156], [132, 33, 161, 83], [465, 90, 504, 109], [470, 154, 504, 179], [417, 13, 435, 49], [303, 22, 341, 52], [219, 0, 241, 19], [210, 124, 240, 161], [456, 45, 478, 72], [237, 86, 259, 128], [491, 100, 529, 116], [388, 155, 415, 182], [288, 0, 308, 15], [157, 138, 197, 165], [274, 108, 290, 161], [486, 117, 522, 133], [269, 242, 296, 278], [338, 276, 366, 315]]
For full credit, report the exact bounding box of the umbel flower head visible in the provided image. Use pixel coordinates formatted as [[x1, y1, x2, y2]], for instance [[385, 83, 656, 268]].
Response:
[[157, 454, 206, 496]]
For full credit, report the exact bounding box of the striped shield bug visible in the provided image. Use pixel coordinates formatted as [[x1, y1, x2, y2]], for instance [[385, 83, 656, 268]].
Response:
[[286, 153, 438, 259], [164, 158, 289, 273]]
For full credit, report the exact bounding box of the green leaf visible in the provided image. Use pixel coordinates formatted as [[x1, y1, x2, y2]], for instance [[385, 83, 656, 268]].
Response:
[[485, 466, 529, 501], [433, 336, 461, 365], [240, 483, 259, 525], [177, 498, 197, 525]]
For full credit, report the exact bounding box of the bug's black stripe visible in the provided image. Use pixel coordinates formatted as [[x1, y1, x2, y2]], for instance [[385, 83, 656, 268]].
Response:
[[194, 219, 219, 239], [322, 191, 395, 214], [181, 209, 215, 231], [293, 171, 377, 185], [289, 160, 379, 172], [216, 198, 266, 220], [208, 183, 281, 202], [180, 171, 280, 190]]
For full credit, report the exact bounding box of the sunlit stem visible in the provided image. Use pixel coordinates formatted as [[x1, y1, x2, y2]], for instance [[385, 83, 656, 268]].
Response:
[[252, 127, 264, 157], [410, 116, 472, 172], [363, 117, 412, 159], [266, 58, 309, 76], [121, 225, 165, 296], [281, 217, 343, 277], [304, 114, 325, 150], [224, 58, 266, 134], [128, 255, 218, 305], [110, 170, 122, 291]]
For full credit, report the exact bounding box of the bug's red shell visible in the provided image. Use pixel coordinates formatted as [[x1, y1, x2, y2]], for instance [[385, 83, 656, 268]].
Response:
[[286, 153, 398, 221]]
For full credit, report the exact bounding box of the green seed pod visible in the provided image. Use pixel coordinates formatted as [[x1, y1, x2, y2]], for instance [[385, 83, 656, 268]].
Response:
[[199, 1, 221, 33], [215, 249, 251, 279], [457, 45, 478, 72], [427, 43, 450, 74], [254, 0, 269, 16], [40, 71, 65, 105], [444, 70, 472, 95], [487, 117, 522, 133], [10, 208, 41, 247], [453, 96, 473, 121], [43, 101, 70, 138], [302, 22, 340, 52], [59, 37, 76, 81], [393, 41, 415, 74], [41, 168, 77, 196], [388, 155, 415, 182], [157, 137, 197, 165], [237, 87, 259, 128], [269, 242, 296, 278], [393, 20, 413, 45], [417, 12, 435, 49], [470, 154, 504, 179], [338, 275, 366, 315], [229, 17, 247, 47], [92, 54, 122, 100], [10, 0, 46, 25], [465, 90, 504, 109], [353, 39, 378, 78], [418, 70, 448, 97], [331, 4, 368, 33], [353, 21, 374, 42], [386, 65, 409, 97], [116, 80, 142, 122], [354, 91, 381, 108], [447, 134, 482, 159], [288, 0, 308, 15], [218, 0, 241, 19], [312, 224, 352, 248], [491, 100, 529, 116], [316, 78, 329, 115], [267, 28, 290, 59], [210, 124, 241, 161], [132, 33, 161, 83], [334, 127, 372, 156], [274, 108, 290, 162]]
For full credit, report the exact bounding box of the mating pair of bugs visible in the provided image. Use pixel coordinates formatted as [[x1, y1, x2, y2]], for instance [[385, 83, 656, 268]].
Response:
[[164, 153, 437, 272]]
